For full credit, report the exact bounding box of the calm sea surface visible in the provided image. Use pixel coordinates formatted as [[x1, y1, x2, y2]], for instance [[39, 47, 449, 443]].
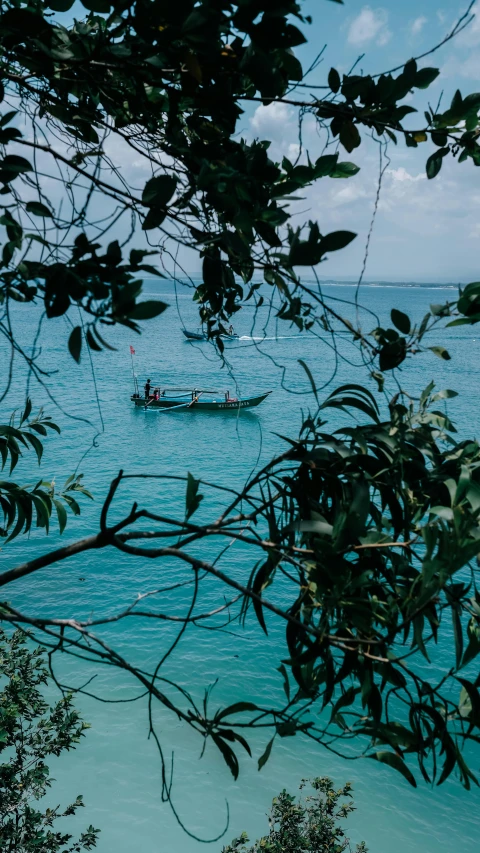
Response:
[[1, 281, 479, 852]]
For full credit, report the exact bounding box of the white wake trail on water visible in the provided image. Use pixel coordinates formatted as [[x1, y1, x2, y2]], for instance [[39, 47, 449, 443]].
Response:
[[238, 335, 301, 341]]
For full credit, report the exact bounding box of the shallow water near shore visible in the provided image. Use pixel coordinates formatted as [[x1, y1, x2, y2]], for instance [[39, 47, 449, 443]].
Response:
[[1, 280, 479, 853]]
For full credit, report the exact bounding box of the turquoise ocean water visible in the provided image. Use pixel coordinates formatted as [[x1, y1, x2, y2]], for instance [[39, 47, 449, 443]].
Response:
[[1, 280, 479, 852]]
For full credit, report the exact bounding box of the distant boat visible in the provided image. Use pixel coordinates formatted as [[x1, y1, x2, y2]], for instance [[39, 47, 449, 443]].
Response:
[[182, 329, 239, 341], [131, 388, 271, 411], [182, 329, 205, 340]]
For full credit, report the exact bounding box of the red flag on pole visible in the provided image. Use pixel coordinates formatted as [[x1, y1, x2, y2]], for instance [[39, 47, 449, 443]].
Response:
[[129, 345, 135, 355]]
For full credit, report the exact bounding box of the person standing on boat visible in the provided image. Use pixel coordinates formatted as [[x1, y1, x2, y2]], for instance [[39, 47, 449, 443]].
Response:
[[144, 378, 151, 399], [228, 324, 234, 336]]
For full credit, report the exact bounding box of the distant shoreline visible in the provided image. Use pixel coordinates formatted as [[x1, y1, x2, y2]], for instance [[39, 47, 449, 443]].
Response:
[[142, 276, 461, 290]]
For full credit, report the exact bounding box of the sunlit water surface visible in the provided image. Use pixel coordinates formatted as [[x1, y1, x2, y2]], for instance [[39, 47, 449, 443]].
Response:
[[1, 281, 479, 852]]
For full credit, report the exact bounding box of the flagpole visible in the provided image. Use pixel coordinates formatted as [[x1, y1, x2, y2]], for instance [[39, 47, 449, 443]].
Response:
[[129, 346, 138, 395]]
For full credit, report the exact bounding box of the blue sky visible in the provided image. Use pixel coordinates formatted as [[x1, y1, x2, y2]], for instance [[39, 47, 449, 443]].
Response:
[[241, 0, 480, 282], [70, 1, 480, 283]]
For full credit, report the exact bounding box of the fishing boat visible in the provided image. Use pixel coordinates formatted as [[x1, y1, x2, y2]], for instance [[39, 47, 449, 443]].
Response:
[[182, 328, 239, 341], [131, 388, 271, 411]]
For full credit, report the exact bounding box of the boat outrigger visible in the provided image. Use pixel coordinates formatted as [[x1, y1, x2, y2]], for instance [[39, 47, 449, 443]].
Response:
[[131, 388, 271, 411]]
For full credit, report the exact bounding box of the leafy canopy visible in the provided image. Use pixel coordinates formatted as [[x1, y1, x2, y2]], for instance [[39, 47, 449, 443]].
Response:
[[2, 0, 480, 812], [0, 399, 91, 543], [0, 0, 480, 356], [0, 630, 99, 852], [222, 778, 367, 853]]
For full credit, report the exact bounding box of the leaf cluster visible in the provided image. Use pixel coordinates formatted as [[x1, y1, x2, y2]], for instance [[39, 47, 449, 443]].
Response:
[[235, 383, 480, 788], [0, 629, 99, 852], [0, 399, 92, 542], [222, 777, 367, 853], [0, 2, 479, 346]]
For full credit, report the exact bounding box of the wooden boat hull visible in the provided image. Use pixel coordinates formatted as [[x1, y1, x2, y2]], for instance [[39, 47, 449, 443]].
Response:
[[182, 329, 239, 341], [131, 392, 271, 411], [182, 329, 205, 340]]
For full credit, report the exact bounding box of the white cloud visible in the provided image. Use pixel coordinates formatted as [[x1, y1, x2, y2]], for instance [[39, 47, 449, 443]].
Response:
[[410, 16, 427, 36], [387, 167, 425, 183], [287, 143, 300, 162], [443, 52, 480, 80], [330, 182, 370, 207], [250, 102, 294, 135], [347, 7, 391, 47]]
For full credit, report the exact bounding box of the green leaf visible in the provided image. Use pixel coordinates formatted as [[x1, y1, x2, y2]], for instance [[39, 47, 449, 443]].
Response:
[[255, 221, 282, 248], [369, 751, 417, 787], [293, 519, 333, 536], [298, 358, 319, 402], [0, 111, 18, 128], [54, 499, 68, 534], [452, 605, 464, 670], [458, 678, 480, 728], [20, 397, 32, 425], [80, 0, 111, 11], [26, 201, 52, 218], [429, 346, 451, 360], [142, 208, 167, 230], [415, 67, 440, 90], [85, 328, 101, 352], [390, 309, 411, 335], [215, 702, 258, 722], [330, 685, 359, 721], [314, 154, 339, 178], [454, 743, 479, 790], [258, 737, 275, 771], [431, 389, 458, 401], [277, 663, 290, 701], [330, 161, 360, 179], [339, 121, 360, 153], [426, 149, 448, 179], [379, 339, 407, 371], [1, 155, 32, 174], [462, 619, 480, 668], [429, 506, 454, 520], [212, 733, 239, 779], [251, 561, 274, 635], [185, 471, 203, 519], [142, 175, 177, 207], [68, 326, 82, 363], [437, 738, 457, 785], [328, 67, 341, 93], [320, 230, 356, 254], [129, 301, 168, 320], [29, 423, 47, 437], [24, 433, 44, 465]]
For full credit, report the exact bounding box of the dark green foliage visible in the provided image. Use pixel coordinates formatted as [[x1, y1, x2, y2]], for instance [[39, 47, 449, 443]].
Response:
[[220, 382, 480, 789], [24, 377, 480, 794], [222, 778, 367, 853], [185, 472, 203, 519], [0, 401, 92, 541], [0, 1, 478, 348], [1, 0, 480, 805], [0, 630, 100, 852]]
